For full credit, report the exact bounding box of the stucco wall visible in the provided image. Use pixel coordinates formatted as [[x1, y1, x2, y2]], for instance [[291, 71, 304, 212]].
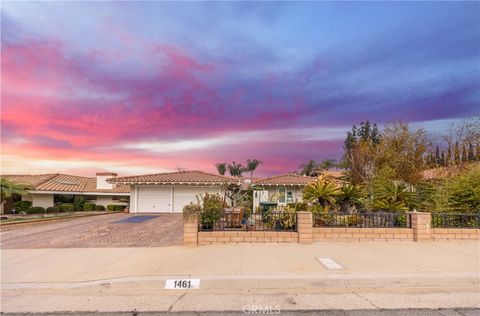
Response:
[[31, 194, 54, 208]]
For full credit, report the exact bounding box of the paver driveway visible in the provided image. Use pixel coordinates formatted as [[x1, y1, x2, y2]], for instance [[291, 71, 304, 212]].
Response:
[[0, 213, 183, 248]]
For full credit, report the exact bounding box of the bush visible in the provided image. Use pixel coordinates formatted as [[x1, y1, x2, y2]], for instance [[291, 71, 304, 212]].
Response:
[[13, 201, 32, 212], [443, 168, 480, 213], [83, 203, 96, 211], [183, 203, 201, 221], [73, 196, 86, 212], [59, 203, 74, 212], [27, 206, 46, 214], [107, 204, 124, 211], [46, 206, 60, 213], [95, 205, 106, 211], [198, 193, 225, 229], [287, 202, 308, 212]]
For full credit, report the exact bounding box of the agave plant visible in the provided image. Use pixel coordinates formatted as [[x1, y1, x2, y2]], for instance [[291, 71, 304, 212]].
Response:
[[302, 175, 340, 209], [338, 183, 365, 212]]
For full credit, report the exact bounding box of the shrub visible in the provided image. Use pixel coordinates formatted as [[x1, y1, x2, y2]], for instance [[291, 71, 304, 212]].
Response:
[[198, 193, 225, 229], [443, 168, 480, 213], [46, 206, 60, 213], [13, 201, 32, 212], [107, 204, 124, 211], [287, 202, 308, 212], [59, 203, 74, 212], [83, 203, 96, 211], [27, 206, 46, 214], [73, 196, 86, 211], [183, 203, 201, 221], [95, 205, 106, 211]]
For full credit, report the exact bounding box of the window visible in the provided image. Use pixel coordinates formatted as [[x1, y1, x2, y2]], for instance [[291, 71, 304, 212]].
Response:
[[278, 187, 286, 204], [84, 195, 97, 201], [287, 191, 293, 203]]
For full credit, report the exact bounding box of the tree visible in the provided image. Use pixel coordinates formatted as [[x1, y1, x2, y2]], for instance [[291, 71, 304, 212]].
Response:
[[299, 160, 318, 176], [446, 146, 452, 166], [302, 175, 340, 209], [376, 122, 428, 184], [476, 143, 480, 161], [0, 178, 32, 214], [462, 146, 468, 163], [454, 142, 461, 165], [435, 146, 440, 165], [440, 152, 446, 166], [245, 159, 262, 180], [215, 162, 227, 176], [319, 159, 337, 171], [343, 121, 381, 184], [468, 142, 475, 161], [227, 161, 245, 177]]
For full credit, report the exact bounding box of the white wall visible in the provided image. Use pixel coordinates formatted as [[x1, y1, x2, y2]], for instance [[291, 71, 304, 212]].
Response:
[[254, 186, 304, 209], [96, 175, 114, 189], [31, 194, 54, 208]]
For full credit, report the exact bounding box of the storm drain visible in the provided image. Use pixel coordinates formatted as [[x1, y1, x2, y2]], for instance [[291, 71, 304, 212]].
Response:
[[317, 257, 345, 270]]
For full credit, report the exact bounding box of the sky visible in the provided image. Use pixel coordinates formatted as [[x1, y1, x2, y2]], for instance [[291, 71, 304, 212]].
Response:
[[1, 1, 479, 177]]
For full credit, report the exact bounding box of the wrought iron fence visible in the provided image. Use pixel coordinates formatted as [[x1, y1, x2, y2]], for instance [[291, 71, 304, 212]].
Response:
[[312, 212, 411, 228], [198, 210, 296, 231], [431, 213, 480, 228]]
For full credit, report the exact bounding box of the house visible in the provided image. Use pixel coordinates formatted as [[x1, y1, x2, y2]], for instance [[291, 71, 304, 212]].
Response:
[[1, 173, 129, 211], [108, 170, 238, 213], [252, 173, 316, 209]]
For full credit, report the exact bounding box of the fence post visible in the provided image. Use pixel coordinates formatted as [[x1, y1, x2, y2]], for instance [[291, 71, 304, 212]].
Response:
[[184, 215, 198, 246], [297, 211, 313, 244], [409, 212, 432, 242]]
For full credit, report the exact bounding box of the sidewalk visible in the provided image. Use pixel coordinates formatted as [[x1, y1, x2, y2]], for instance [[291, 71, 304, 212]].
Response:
[[1, 241, 479, 313]]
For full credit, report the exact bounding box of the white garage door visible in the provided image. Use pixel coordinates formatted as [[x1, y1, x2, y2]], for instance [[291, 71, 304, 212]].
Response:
[[137, 186, 172, 212], [173, 186, 220, 213]]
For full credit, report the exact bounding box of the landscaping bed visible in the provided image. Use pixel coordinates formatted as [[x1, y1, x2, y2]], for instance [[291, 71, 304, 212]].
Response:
[[0, 211, 120, 229]]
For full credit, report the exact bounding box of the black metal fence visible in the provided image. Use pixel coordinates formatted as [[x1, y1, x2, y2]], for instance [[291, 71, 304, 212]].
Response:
[[199, 210, 296, 232], [431, 213, 480, 228], [312, 212, 411, 228]]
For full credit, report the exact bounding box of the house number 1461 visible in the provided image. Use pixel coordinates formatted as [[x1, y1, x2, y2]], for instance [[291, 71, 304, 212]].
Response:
[[165, 279, 200, 289]]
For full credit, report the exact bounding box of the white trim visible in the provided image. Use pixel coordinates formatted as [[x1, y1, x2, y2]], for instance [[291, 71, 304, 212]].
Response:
[[27, 190, 129, 196], [171, 186, 174, 213], [134, 186, 139, 213]]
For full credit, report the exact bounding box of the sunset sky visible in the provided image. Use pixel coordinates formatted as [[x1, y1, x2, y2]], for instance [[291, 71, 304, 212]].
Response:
[[1, 2, 479, 176]]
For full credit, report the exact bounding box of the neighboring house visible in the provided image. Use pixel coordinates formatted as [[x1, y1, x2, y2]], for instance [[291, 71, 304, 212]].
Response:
[[252, 173, 316, 209], [1, 173, 129, 211], [108, 170, 238, 213]]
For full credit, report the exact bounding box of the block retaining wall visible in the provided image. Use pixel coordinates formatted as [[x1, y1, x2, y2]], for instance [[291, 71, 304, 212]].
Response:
[[184, 212, 480, 245]]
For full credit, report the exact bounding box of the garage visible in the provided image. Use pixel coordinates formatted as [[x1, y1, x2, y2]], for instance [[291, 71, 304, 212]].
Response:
[[137, 186, 172, 212], [109, 170, 238, 213]]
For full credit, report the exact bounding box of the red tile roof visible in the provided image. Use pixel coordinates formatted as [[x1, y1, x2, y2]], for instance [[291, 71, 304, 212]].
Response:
[[254, 173, 316, 186], [109, 170, 238, 185], [1, 174, 129, 194]]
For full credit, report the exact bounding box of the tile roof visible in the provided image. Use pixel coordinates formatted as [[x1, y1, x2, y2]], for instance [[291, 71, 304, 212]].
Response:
[[253, 173, 317, 186], [1, 174, 129, 194], [109, 170, 238, 185]]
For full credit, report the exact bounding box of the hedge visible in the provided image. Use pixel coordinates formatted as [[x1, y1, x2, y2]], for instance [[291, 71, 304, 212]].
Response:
[[46, 206, 60, 213], [59, 203, 75, 212], [107, 204, 125, 211], [83, 203, 96, 211], [94, 205, 106, 211], [26, 206, 46, 214], [13, 201, 32, 212]]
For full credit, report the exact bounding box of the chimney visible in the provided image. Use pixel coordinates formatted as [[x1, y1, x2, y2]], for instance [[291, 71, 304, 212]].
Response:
[[96, 172, 117, 189]]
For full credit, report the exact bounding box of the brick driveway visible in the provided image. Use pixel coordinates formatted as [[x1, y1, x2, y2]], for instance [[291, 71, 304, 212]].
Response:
[[0, 213, 183, 249]]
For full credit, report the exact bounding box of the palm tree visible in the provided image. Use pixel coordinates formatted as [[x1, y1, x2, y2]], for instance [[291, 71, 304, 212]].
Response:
[[338, 183, 364, 212], [302, 175, 340, 209], [215, 162, 227, 176], [299, 160, 318, 176], [245, 159, 262, 180], [0, 178, 32, 214], [227, 161, 245, 177], [372, 181, 416, 212]]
